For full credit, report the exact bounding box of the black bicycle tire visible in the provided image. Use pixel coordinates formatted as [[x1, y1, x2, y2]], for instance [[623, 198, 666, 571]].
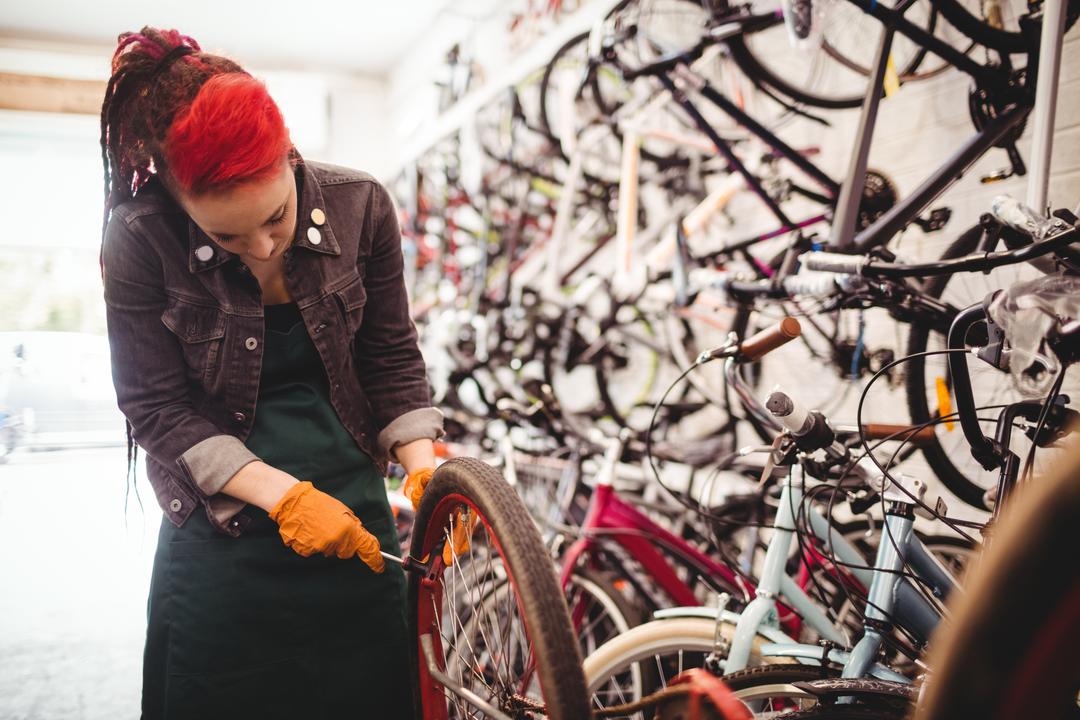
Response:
[[724, 21, 919, 111], [721, 662, 838, 690], [537, 30, 594, 159], [408, 457, 591, 720], [593, 312, 660, 431], [539, 30, 691, 172], [934, 0, 1080, 55], [575, 566, 647, 625], [821, 4, 938, 82], [539, 320, 606, 438], [904, 224, 992, 510], [723, 664, 911, 717]]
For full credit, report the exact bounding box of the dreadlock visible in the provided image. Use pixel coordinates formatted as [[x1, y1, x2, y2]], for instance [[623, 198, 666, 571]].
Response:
[[99, 27, 291, 505], [99, 28, 246, 241]]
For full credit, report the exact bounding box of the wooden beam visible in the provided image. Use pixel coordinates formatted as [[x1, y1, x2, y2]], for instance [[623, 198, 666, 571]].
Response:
[[0, 72, 106, 115]]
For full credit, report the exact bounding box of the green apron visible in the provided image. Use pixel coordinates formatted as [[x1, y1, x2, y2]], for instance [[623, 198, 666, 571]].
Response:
[[142, 303, 413, 719]]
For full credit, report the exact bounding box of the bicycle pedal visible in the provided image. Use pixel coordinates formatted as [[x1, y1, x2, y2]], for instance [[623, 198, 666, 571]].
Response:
[[980, 168, 1014, 184], [913, 207, 952, 233]]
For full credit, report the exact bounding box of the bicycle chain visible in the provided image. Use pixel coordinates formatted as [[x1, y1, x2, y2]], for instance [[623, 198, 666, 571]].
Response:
[[507, 693, 547, 714]]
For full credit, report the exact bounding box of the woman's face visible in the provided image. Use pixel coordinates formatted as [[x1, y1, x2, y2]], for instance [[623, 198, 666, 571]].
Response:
[[176, 159, 297, 266]]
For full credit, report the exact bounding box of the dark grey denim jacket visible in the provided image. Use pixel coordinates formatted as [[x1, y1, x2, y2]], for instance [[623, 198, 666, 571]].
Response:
[[102, 161, 443, 537]]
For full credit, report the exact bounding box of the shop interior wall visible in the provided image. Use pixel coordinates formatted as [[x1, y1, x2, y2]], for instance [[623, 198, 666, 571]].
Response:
[[380, 17, 1080, 523]]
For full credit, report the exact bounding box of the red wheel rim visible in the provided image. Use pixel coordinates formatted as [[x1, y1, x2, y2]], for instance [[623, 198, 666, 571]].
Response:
[[414, 492, 546, 719]]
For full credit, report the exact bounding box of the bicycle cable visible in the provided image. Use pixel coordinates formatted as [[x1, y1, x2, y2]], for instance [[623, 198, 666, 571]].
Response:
[[856, 348, 989, 542], [1019, 365, 1068, 486], [644, 354, 777, 530]]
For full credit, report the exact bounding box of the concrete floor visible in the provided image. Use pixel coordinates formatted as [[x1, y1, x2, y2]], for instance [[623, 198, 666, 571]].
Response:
[[0, 446, 158, 720]]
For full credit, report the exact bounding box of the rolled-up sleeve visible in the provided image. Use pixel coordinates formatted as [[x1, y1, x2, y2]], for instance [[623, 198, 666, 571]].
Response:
[[102, 213, 259, 500], [377, 407, 445, 461], [354, 185, 444, 449], [176, 435, 260, 496]]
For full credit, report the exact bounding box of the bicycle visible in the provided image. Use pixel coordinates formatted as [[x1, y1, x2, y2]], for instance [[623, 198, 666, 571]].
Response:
[[711, 245, 1079, 717]]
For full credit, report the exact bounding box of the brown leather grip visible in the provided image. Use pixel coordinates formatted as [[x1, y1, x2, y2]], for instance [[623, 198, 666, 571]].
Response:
[[739, 317, 802, 362], [861, 423, 937, 446]]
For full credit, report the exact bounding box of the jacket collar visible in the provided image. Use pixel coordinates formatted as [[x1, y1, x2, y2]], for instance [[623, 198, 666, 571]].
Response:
[[187, 161, 341, 274], [291, 160, 341, 257]]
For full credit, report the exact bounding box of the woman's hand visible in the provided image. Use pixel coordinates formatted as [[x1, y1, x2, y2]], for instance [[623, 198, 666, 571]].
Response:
[[395, 440, 474, 565], [402, 467, 434, 511], [268, 481, 385, 572], [397, 438, 437, 510]]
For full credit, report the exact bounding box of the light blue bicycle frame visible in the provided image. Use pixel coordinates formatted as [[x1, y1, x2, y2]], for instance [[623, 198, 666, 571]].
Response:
[[662, 463, 957, 682]]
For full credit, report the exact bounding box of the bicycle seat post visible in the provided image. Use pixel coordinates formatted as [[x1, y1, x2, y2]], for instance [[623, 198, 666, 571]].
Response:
[[594, 432, 628, 488]]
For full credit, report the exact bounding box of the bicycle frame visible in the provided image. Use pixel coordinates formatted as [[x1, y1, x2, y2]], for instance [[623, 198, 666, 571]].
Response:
[[720, 465, 955, 678], [653, 71, 836, 254], [618, 0, 1036, 259], [712, 356, 951, 673], [840, 500, 956, 678], [555, 461, 849, 640], [832, 0, 1035, 250]]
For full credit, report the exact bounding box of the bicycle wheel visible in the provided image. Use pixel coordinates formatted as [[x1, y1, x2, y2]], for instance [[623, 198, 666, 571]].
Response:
[[566, 567, 647, 659], [583, 615, 783, 717], [727, 0, 939, 110], [914, 439, 1080, 720], [599, 0, 810, 144], [722, 663, 840, 714], [934, 0, 1080, 55], [905, 226, 1080, 509], [543, 306, 663, 436], [409, 458, 590, 720], [724, 664, 913, 717], [736, 703, 908, 719]]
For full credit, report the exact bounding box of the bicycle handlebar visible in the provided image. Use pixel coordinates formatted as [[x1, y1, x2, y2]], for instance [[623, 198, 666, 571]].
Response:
[[739, 317, 801, 361], [616, 12, 778, 82], [990, 194, 1059, 239], [859, 423, 937, 445], [802, 252, 866, 275], [947, 304, 1001, 470], [803, 223, 1077, 279]]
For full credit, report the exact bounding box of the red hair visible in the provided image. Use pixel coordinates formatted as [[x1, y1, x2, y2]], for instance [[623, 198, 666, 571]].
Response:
[[165, 73, 291, 194]]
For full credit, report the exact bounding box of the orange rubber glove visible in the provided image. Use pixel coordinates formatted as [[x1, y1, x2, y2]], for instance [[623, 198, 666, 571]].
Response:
[[402, 467, 475, 566], [442, 505, 477, 567], [269, 481, 385, 573], [403, 467, 435, 511]]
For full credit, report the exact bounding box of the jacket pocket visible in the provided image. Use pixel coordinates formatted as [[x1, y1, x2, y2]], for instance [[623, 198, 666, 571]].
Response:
[[161, 298, 227, 387], [333, 276, 368, 337]]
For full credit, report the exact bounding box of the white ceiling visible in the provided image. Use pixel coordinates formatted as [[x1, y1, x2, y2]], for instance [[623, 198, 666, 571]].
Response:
[[0, 0, 456, 75]]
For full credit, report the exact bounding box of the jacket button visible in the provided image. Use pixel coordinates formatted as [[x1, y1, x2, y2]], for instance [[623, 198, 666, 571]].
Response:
[[169, 498, 182, 512], [311, 208, 326, 226], [245, 337, 258, 351], [195, 245, 214, 262], [307, 227, 322, 245], [232, 412, 246, 423]]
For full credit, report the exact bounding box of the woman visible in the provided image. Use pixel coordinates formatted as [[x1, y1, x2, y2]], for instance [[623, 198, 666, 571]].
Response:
[[100, 27, 442, 718]]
